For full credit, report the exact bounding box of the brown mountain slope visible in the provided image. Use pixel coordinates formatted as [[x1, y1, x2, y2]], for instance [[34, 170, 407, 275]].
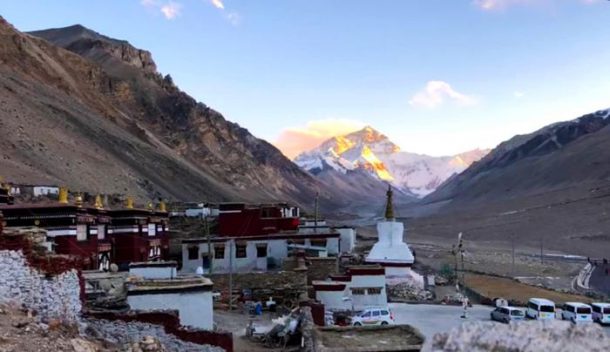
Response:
[[406, 110, 610, 257], [0, 17, 333, 206]]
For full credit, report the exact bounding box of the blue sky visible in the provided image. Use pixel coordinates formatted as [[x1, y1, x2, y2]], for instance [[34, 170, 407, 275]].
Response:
[[3, 0, 610, 157]]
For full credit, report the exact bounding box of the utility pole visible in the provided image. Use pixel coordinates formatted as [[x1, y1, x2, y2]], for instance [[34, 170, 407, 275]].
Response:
[[511, 234, 515, 278], [314, 192, 319, 233], [204, 212, 212, 275], [228, 238, 234, 311]]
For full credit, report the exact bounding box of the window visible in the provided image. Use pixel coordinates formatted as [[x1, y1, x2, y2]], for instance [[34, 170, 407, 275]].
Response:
[[576, 307, 591, 314], [361, 311, 371, 317], [592, 306, 600, 313], [540, 305, 554, 313], [351, 288, 365, 295], [511, 310, 524, 316], [381, 310, 389, 316], [372, 310, 380, 317], [311, 239, 327, 247], [604, 308, 610, 314], [76, 224, 87, 241], [215, 245, 225, 259], [367, 287, 382, 295], [256, 244, 267, 258], [188, 246, 199, 260], [236, 243, 247, 258], [97, 225, 106, 240], [148, 223, 156, 237]]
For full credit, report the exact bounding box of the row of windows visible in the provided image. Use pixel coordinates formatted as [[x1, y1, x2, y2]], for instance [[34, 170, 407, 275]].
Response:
[[188, 244, 268, 260], [76, 224, 166, 241], [350, 287, 383, 295]]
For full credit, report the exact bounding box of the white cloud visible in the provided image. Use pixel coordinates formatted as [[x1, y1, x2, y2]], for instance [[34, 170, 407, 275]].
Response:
[[274, 119, 366, 159], [409, 81, 478, 109], [210, 0, 225, 10], [161, 2, 182, 19], [514, 91, 525, 98], [141, 0, 182, 20]]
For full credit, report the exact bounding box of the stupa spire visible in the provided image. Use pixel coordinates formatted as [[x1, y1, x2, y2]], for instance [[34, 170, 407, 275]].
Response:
[[385, 184, 394, 220]]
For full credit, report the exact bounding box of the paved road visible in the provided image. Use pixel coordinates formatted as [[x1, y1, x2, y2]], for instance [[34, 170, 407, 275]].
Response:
[[589, 263, 610, 296], [390, 303, 610, 350], [390, 303, 491, 340]]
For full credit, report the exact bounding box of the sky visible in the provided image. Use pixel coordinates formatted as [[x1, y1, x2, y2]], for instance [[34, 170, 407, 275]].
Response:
[[3, 0, 610, 158]]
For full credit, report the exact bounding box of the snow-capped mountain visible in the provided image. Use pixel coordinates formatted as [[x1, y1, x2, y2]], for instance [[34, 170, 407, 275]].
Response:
[[294, 126, 489, 197]]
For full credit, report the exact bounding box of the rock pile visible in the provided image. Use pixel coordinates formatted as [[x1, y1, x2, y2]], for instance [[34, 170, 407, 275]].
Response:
[[388, 282, 433, 301], [84, 318, 225, 352], [0, 249, 82, 321], [432, 320, 610, 351]]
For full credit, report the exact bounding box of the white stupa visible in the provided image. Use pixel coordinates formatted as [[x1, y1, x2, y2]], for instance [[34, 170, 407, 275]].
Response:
[[366, 185, 420, 286]]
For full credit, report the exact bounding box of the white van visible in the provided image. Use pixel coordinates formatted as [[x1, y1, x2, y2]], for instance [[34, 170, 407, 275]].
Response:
[[591, 303, 610, 325], [561, 302, 593, 323], [526, 298, 555, 320]]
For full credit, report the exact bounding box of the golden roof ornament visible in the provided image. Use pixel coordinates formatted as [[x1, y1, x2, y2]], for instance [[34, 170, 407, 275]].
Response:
[[58, 187, 69, 204], [75, 194, 83, 208], [158, 200, 167, 212], [94, 194, 104, 209], [147, 201, 153, 211], [384, 184, 394, 220], [126, 196, 134, 209]]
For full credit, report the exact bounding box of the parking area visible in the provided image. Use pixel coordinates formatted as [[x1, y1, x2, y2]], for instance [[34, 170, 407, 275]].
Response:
[[389, 302, 610, 350]]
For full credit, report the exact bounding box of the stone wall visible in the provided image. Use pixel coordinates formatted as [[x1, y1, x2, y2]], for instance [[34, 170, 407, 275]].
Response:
[[305, 257, 338, 284], [0, 249, 82, 321], [0, 232, 84, 322]]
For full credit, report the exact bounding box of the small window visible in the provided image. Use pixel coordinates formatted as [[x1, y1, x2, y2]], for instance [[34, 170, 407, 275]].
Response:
[[361, 311, 371, 317], [148, 223, 156, 237], [576, 307, 591, 314], [604, 307, 610, 314], [256, 244, 267, 258], [592, 306, 600, 313], [236, 243, 247, 258], [97, 225, 106, 240], [372, 310, 380, 317], [381, 310, 389, 316], [311, 239, 327, 247], [188, 246, 199, 260], [367, 287, 382, 295], [351, 288, 365, 295], [76, 224, 87, 241], [540, 305, 554, 313], [511, 310, 524, 316], [214, 245, 225, 259]]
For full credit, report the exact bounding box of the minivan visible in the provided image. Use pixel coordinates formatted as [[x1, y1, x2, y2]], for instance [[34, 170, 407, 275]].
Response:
[[561, 302, 593, 323], [526, 298, 555, 320], [491, 306, 525, 323], [351, 307, 394, 326], [591, 302, 610, 325]]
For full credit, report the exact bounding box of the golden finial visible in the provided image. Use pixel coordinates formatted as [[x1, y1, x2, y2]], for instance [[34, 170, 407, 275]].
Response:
[[94, 194, 104, 209], [384, 184, 394, 220], [75, 194, 83, 208], [147, 201, 154, 211], [58, 187, 69, 204], [158, 200, 167, 212], [126, 196, 134, 209]]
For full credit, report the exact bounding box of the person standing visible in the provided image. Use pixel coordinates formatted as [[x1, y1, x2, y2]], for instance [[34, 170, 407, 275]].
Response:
[[461, 296, 470, 319]]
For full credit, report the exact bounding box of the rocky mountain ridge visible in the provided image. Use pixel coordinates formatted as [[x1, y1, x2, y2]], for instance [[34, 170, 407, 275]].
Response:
[[0, 17, 335, 208], [295, 126, 488, 197]]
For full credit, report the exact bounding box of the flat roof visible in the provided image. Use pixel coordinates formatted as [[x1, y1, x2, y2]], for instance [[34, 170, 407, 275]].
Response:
[[564, 302, 592, 307], [529, 298, 555, 305], [182, 231, 340, 244], [127, 276, 213, 295]]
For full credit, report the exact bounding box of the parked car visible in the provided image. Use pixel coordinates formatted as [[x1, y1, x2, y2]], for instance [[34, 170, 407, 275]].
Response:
[[591, 303, 610, 325], [351, 307, 394, 326], [525, 298, 556, 320], [491, 306, 525, 323], [561, 302, 593, 323]]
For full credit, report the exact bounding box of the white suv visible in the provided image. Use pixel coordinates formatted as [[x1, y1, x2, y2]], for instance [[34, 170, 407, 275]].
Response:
[[351, 307, 394, 326]]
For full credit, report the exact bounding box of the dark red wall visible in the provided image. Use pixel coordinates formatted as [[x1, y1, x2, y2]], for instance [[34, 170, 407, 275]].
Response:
[[218, 207, 299, 237]]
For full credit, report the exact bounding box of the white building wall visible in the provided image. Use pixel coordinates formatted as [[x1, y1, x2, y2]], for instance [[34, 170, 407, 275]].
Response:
[[33, 186, 59, 197], [350, 274, 387, 311], [129, 266, 177, 280], [316, 290, 351, 311], [128, 291, 213, 330], [336, 228, 356, 253]]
